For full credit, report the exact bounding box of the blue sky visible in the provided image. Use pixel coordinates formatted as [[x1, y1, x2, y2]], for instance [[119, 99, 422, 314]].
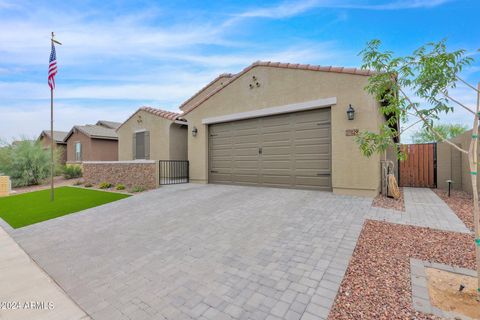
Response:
[[0, 0, 479, 142]]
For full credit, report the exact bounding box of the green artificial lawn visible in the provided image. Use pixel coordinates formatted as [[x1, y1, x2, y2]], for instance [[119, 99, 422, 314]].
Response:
[[0, 186, 130, 228]]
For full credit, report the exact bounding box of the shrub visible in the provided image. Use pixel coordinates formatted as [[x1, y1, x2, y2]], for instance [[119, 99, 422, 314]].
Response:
[[84, 183, 93, 188], [63, 165, 82, 179], [99, 182, 112, 189], [130, 186, 146, 193], [0, 139, 60, 187], [116, 184, 126, 190]]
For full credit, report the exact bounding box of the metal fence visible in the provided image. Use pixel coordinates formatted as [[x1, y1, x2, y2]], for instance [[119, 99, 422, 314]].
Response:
[[159, 160, 189, 185]]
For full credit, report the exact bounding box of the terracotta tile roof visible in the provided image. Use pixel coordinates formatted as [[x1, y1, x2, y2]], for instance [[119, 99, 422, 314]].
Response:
[[140, 107, 183, 121], [179, 73, 234, 111], [182, 61, 374, 116], [116, 107, 184, 132]]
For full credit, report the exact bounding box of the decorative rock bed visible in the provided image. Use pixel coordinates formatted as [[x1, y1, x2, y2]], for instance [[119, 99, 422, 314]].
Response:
[[328, 220, 476, 319]]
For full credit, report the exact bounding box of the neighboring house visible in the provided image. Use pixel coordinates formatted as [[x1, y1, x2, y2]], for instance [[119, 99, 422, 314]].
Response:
[[38, 130, 68, 164], [117, 107, 187, 160], [64, 121, 120, 163], [181, 61, 397, 196]]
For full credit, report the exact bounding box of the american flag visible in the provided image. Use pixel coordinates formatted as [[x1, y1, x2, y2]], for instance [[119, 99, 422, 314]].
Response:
[[48, 42, 57, 90]]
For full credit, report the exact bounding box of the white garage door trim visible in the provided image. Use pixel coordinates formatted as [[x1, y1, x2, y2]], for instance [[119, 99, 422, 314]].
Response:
[[202, 97, 336, 125]]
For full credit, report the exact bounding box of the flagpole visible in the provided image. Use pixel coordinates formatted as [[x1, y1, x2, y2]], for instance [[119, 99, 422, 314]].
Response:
[[50, 32, 54, 201]]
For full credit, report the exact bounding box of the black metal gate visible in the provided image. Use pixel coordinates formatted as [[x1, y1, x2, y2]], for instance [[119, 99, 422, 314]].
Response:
[[159, 160, 189, 185]]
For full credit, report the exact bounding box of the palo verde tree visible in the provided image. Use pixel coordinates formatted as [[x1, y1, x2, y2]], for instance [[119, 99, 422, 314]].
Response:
[[355, 39, 480, 299]]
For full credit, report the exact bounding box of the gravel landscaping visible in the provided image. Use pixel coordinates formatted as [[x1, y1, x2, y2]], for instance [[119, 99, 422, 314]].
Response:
[[432, 189, 475, 232], [328, 220, 476, 320], [372, 188, 405, 211]]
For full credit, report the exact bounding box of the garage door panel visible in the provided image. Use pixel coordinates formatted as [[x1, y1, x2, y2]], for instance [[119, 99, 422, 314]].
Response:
[[295, 127, 330, 139], [294, 145, 330, 155], [209, 108, 331, 190], [295, 159, 331, 170]]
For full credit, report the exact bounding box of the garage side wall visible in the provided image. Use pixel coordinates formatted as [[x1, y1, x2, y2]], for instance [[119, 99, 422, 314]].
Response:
[[184, 66, 383, 197], [117, 110, 171, 161]]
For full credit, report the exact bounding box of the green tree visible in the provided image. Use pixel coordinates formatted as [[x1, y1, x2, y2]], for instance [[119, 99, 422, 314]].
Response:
[[0, 139, 60, 187], [411, 123, 467, 143], [355, 39, 480, 296]]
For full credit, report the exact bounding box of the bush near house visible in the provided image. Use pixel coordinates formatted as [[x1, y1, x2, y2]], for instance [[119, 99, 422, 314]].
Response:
[[63, 165, 83, 179], [0, 139, 60, 187], [99, 182, 112, 189], [130, 186, 145, 193], [115, 184, 125, 190]]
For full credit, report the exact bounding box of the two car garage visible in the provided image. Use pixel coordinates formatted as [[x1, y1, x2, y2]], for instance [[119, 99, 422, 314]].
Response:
[[183, 61, 387, 197], [208, 108, 332, 191]]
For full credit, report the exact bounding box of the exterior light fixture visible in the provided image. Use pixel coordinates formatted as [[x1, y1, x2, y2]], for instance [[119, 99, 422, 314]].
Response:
[[347, 104, 355, 120], [192, 126, 198, 137]]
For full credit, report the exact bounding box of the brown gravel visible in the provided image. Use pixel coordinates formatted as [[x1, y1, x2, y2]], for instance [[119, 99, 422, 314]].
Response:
[[12, 176, 80, 194], [328, 220, 476, 320], [372, 188, 405, 211], [432, 189, 475, 232]]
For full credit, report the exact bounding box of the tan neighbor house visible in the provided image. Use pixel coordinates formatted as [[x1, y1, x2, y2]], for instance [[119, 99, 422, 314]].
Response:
[[38, 130, 68, 164], [181, 61, 396, 197], [115, 61, 396, 196], [117, 107, 187, 161], [64, 121, 121, 163]]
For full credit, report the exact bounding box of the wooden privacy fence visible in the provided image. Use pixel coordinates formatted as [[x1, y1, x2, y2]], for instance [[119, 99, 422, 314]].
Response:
[[399, 143, 437, 188]]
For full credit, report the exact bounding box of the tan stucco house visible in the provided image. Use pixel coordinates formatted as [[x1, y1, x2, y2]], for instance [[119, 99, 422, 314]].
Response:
[[115, 61, 395, 196], [117, 107, 188, 161], [64, 121, 121, 163], [38, 130, 68, 164], [181, 61, 394, 196]]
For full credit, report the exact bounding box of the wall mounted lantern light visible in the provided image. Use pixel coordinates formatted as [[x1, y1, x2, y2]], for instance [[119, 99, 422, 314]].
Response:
[[192, 126, 198, 137], [346, 104, 355, 120]]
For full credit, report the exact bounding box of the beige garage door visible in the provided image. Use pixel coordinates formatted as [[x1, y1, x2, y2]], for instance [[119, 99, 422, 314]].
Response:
[[208, 108, 331, 190]]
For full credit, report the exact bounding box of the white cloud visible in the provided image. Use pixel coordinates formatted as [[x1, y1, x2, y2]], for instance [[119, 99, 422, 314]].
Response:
[[226, 0, 452, 25]]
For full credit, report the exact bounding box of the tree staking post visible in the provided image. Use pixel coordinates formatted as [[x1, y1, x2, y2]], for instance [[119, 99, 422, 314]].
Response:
[[49, 32, 62, 201]]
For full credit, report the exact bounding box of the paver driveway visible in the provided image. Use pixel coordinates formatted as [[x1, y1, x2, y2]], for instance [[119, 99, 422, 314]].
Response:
[[9, 184, 371, 320]]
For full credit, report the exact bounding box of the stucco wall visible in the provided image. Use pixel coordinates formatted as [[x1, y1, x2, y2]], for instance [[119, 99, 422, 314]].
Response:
[[437, 133, 474, 192], [91, 138, 118, 161], [169, 124, 188, 160], [117, 110, 172, 161], [184, 66, 384, 197], [66, 130, 92, 163], [82, 161, 158, 189]]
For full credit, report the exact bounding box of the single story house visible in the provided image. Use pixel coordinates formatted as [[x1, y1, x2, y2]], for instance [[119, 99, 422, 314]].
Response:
[[38, 130, 68, 164], [117, 107, 187, 161], [113, 61, 395, 196], [181, 61, 395, 196], [64, 121, 121, 164]]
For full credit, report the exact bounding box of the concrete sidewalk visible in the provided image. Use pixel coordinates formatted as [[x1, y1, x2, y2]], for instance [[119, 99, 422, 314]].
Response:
[[0, 225, 89, 320]]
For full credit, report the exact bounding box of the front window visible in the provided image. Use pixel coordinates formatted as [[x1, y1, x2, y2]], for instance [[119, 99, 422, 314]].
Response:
[[135, 132, 145, 159], [75, 142, 82, 161]]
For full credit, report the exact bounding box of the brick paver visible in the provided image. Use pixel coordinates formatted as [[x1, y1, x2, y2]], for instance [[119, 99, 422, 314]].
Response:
[[365, 187, 469, 233], [8, 184, 370, 320], [6, 184, 470, 320]]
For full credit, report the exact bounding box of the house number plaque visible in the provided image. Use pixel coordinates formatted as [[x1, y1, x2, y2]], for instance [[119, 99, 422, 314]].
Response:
[[345, 129, 359, 136]]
